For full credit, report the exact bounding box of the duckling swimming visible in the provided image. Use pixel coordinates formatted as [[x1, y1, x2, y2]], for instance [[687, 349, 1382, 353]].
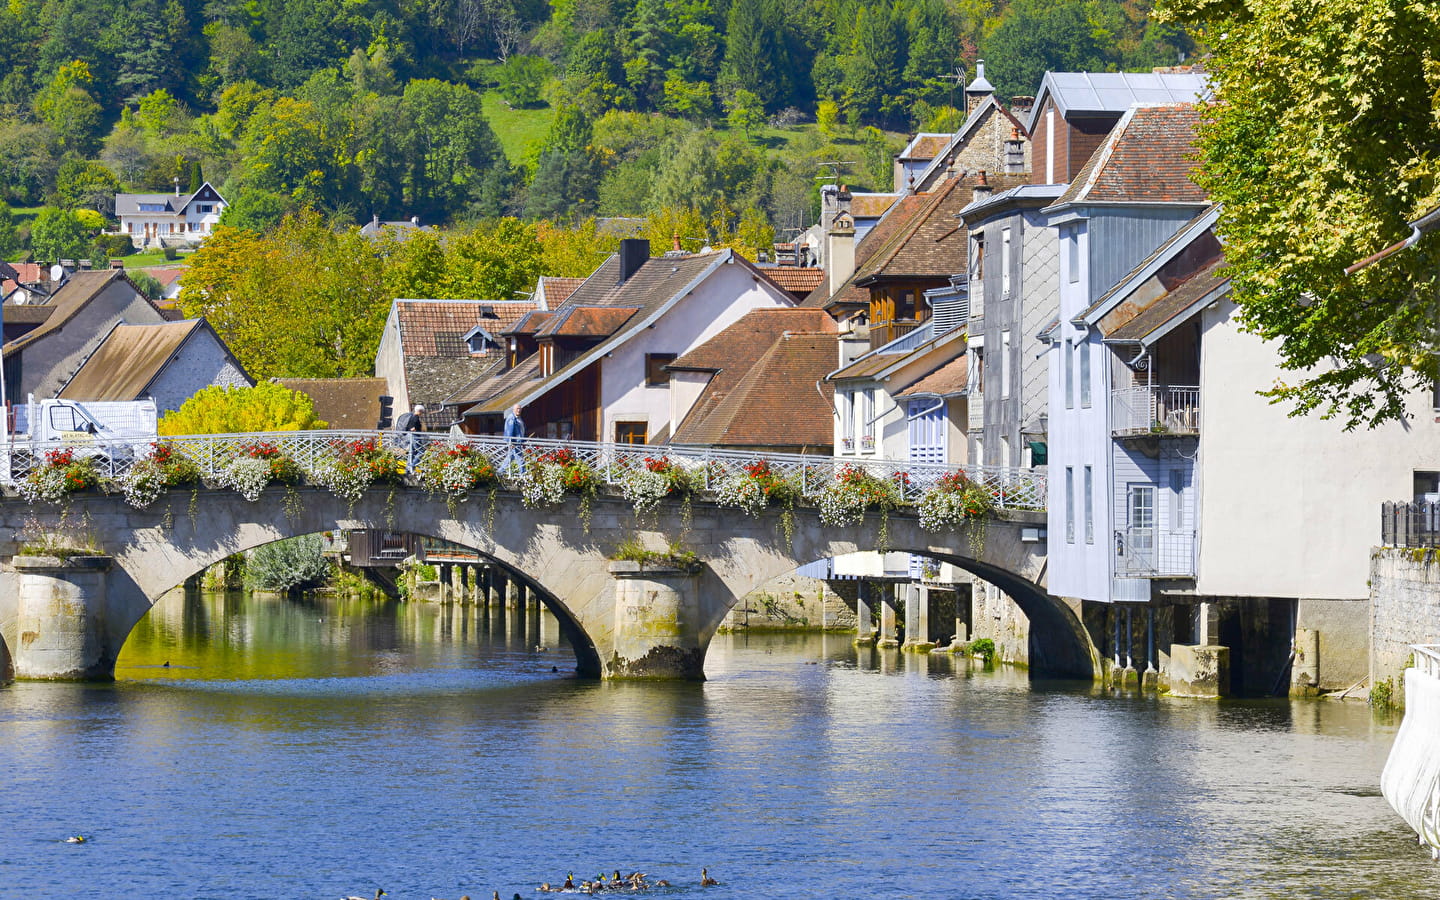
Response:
[[64, 835, 86, 844], [700, 868, 719, 886]]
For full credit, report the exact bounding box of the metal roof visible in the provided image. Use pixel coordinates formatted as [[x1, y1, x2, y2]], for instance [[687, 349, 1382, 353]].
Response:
[[1027, 71, 1210, 133]]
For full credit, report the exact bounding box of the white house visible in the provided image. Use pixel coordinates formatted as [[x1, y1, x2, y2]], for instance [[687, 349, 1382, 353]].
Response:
[[114, 183, 227, 248]]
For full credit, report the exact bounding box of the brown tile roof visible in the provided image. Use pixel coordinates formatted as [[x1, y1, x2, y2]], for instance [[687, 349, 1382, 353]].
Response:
[[852, 172, 1028, 285], [538, 276, 585, 306], [447, 354, 541, 407], [899, 135, 950, 160], [1055, 104, 1208, 206], [1102, 257, 1228, 343], [407, 352, 507, 424], [804, 194, 929, 310], [671, 330, 838, 450], [535, 306, 638, 338], [506, 310, 554, 334], [758, 267, 826, 296], [850, 194, 901, 218], [145, 267, 185, 287], [896, 355, 968, 397], [3, 269, 159, 357], [58, 320, 208, 400], [9, 263, 42, 283], [278, 377, 388, 429], [3, 305, 53, 324], [669, 308, 837, 371], [396, 300, 536, 357]]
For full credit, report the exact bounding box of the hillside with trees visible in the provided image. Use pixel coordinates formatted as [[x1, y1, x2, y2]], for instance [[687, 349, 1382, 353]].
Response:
[[0, 0, 1192, 260]]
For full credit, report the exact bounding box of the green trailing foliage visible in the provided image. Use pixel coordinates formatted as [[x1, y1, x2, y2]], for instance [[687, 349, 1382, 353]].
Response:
[[246, 535, 332, 593]]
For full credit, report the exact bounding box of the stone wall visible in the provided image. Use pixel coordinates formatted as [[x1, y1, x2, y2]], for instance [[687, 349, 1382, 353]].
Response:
[[1371, 547, 1440, 705], [970, 580, 1030, 666], [722, 573, 856, 632]]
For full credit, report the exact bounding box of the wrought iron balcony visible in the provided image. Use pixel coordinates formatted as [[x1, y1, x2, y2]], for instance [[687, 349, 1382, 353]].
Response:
[[1111, 385, 1200, 437], [1115, 527, 1197, 578]]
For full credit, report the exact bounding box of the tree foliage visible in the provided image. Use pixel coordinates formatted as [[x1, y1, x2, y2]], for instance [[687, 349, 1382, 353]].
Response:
[[246, 534, 332, 592], [1158, 0, 1440, 427], [158, 382, 328, 436]]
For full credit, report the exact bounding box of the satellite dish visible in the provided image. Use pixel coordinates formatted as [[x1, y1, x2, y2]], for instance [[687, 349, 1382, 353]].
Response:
[[49, 265, 64, 282]]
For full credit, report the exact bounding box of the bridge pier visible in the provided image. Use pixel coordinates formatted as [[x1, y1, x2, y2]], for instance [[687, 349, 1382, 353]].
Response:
[[607, 561, 706, 679], [901, 585, 935, 652], [877, 590, 900, 648], [11, 555, 116, 680], [854, 582, 875, 646]]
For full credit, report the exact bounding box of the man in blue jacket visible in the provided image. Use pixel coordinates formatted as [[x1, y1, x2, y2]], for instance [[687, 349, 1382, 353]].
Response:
[[503, 404, 525, 472]]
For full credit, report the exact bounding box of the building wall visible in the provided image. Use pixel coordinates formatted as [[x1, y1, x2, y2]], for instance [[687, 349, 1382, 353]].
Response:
[[600, 260, 791, 442], [667, 370, 712, 436], [1086, 207, 1206, 302], [20, 281, 166, 399], [146, 329, 252, 412], [1371, 548, 1440, 704], [373, 312, 407, 412], [1196, 297, 1440, 600]]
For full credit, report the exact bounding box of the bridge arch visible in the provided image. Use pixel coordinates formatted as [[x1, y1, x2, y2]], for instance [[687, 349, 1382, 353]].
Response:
[[0, 486, 1092, 681]]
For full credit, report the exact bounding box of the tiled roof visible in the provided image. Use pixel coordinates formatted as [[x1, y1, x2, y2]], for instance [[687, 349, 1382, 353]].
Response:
[[448, 354, 541, 408], [898, 134, 951, 160], [670, 308, 837, 371], [1102, 257, 1228, 343], [395, 300, 536, 357], [408, 352, 507, 425], [896, 355, 968, 397], [506, 310, 554, 334], [805, 194, 929, 309], [850, 194, 901, 218], [3, 305, 53, 324], [853, 172, 1028, 284], [3, 270, 155, 357], [758, 267, 826, 296], [671, 330, 838, 449], [538, 276, 585, 306], [146, 267, 184, 286], [279, 377, 388, 430], [58, 320, 210, 400], [1055, 104, 1208, 207], [535, 306, 637, 338]]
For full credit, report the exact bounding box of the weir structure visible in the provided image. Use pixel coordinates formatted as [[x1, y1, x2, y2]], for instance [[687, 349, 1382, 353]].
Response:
[[0, 432, 1088, 682]]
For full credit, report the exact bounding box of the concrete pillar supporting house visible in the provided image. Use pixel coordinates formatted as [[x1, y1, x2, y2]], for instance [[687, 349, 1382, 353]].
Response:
[[952, 582, 970, 648], [506, 577, 520, 611], [1197, 601, 1221, 645], [12, 555, 115, 680], [607, 561, 705, 679], [902, 584, 935, 652], [1171, 602, 1231, 698], [877, 588, 900, 649], [1142, 607, 1159, 691], [1121, 607, 1139, 688], [437, 564, 450, 603], [854, 582, 875, 646], [1291, 627, 1321, 697]]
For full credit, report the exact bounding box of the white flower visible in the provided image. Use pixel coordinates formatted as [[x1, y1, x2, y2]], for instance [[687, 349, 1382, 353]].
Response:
[[918, 488, 971, 531], [121, 458, 169, 509], [314, 459, 375, 504], [19, 466, 69, 504], [518, 462, 567, 508], [713, 472, 768, 517], [621, 467, 673, 514], [217, 457, 272, 501]]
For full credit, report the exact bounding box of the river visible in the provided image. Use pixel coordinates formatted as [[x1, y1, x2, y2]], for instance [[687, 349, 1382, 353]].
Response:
[[0, 590, 1435, 899]]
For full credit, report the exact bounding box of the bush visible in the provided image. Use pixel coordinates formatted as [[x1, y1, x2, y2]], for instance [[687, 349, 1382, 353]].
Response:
[[246, 534, 331, 592], [159, 382, 327, 435], [94, 233, 134, 257], [496, 55, 553, 108]]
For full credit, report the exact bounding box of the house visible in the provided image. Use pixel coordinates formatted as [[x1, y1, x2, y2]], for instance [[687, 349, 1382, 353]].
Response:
[[57, 319, 252, 411], [1041, 103, 1213, 633], [114, 183, 227, 247], [1067, 203, 1440, 695], [359, 215, 434, 241], [450, 239, 798, 443], [664, 308, 838, 454], [2, 269, 170, 401], [278, 377, 390, 430], [144, 267, 185, 304], [373, 299, 538, 430]]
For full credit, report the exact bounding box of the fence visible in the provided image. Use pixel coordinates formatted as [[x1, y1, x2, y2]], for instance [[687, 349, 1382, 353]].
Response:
[[1114, 526, 1197, 577], [1111, 385, 1200, 437], [1381, 500, 1440, 548], [0, 431, 1049, 511]]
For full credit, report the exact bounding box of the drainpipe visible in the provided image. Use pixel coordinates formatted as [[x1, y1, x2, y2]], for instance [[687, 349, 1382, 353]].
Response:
[[1345, 222, 1423, 275]]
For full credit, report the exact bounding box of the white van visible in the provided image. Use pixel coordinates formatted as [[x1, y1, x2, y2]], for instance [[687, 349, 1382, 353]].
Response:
[[5, 396, 159, 480]]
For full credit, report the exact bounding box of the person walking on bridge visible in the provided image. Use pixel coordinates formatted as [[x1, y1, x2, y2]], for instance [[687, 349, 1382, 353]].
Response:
[[394, 403, 426, 470], [503, 404, 525, 473]]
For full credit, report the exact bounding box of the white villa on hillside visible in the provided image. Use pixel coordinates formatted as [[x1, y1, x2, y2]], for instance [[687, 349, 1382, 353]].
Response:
[[114, 183, 227, 248]]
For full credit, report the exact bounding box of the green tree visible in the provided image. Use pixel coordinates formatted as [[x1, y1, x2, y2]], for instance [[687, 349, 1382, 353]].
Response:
[[725, 89, 765, 139], [495, 54, 552, 107], [1157, 0, 1440, 427], [29, 207, 93, 261], [246, 534, 332, 592], [980, 0, 1118, 102], [54, 159, 121, 215], [35, 62, 105, 155], [0, 201, 18, 260], [158, 381, 328, 435], [218, 189, 293, 233]]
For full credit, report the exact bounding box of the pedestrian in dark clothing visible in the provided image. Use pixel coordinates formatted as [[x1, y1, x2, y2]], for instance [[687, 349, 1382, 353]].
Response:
[[394, 404, 425, 468]]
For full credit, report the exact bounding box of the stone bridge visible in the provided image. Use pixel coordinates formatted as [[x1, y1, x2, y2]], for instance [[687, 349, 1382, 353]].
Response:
[[0, 486, 1091, 682]]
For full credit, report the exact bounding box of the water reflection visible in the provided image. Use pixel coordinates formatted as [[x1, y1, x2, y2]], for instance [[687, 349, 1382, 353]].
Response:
[[0, 591, 1434, 899]]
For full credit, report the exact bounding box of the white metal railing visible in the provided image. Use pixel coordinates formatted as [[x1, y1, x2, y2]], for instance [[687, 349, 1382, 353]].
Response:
[[1111, 385, 1200, 437], [1115, 527, 1196, 577], [1413, 645, 1440, 679], [0, 430, 1048, 510]]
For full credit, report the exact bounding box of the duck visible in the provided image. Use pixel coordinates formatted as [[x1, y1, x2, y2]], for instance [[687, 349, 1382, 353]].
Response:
[[64, 835, 86, 844], [344, 891, 385, 900], [700, 868, 719, 886], [563, 873, 576, 890], [653, 880, 669, 888], [539, 883, 552, 893]]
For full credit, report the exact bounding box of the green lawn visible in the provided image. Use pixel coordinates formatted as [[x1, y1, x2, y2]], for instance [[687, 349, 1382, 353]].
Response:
[[481, 90, 556, 165], [122, 251, 177, 269]]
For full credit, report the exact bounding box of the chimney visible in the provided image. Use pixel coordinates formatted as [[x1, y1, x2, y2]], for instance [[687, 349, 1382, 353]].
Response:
[[673, 232, 682, 253], [972, 170, 993, 204], [173, 176, 180, 197], [965, 60, 995, 116], [1004, 128, 1026, 174], [825, 207, 856, 299], [1010, 96, 1035, 120], [617, 238, 650, 284]]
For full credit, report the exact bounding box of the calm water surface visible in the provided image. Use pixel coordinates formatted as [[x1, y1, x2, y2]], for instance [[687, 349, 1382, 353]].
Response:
[[1, 590, 1435, 899]]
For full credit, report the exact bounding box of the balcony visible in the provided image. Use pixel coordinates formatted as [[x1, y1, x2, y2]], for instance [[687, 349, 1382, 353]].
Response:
[[1115, 527, 1196, 578], [1112, 385, 1200, 438]]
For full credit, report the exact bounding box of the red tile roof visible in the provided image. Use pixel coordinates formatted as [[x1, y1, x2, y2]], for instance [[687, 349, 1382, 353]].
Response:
[[896, 355, 968, 397], [1057, 104, 1208, 206], [900, 135, 950, 160], [850, 194, 901, 217], [535, 306, 638, 338], [758, 267, 826, 296], [539, 276, 585, 306], [396, 300, 536, 357]]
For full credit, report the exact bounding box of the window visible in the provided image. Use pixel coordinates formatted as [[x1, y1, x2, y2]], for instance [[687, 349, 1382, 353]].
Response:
[[858, 390, 875, 450], [1001, 228, 1012, 297], [1170, 469, 1187, 531], [1000, 436, 1010, 466], [1129, 485, 1157, 556], [1067, 226, 1080, 284], [1046, 109, 1056, 183], [138, 203, 165, 212], [1079, 341, 1091, 408], [840, 391, 855, 450], [1064, 340, 1074, 409], [196, 204, 212, 213], [1001, 330, 1012, 399], [645, 353, 676, 386], [1065, 466, 1075, 543], [1084, 465, 1094, 543], [615, 422, 647, 444]]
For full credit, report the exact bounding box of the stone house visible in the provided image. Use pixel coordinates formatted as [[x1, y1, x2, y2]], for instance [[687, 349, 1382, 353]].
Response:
[[57, 318, 252, 412]]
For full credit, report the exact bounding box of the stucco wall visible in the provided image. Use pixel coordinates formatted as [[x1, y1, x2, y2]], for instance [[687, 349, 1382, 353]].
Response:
[[1197, 298, 1440, 600], [147, 329, 252, 412], [1371, 548, 1440, 703], [22, 281, 166, 399], [600, 260, 791, 442], [373, 311, 407, 411]]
